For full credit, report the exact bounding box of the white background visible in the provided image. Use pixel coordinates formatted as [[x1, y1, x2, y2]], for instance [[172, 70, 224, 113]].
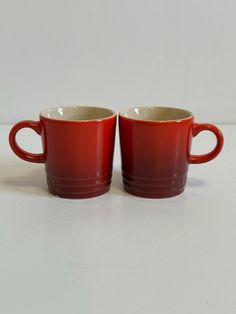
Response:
[[0, 0, 236, 123]]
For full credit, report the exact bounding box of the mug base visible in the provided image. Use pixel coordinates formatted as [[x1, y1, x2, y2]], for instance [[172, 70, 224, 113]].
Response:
[[46, 173, 111, 199], [122, 172, 187, 198], [48, 187, 110, 199], [124, 185, 185, 198]]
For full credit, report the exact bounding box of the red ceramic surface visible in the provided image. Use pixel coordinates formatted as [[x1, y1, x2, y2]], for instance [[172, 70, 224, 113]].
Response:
[[9, 106, 116, 198], [119, 106, 224, 198]]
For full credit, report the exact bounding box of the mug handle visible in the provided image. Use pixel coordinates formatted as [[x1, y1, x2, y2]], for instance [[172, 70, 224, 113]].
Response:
[[9, 120, 46, 163], [188, 123, 224, 164]]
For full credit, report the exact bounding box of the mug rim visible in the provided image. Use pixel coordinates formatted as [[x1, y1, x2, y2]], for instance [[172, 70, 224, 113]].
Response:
[[40, 105, 116, 123], [119, 106, 193, 123]]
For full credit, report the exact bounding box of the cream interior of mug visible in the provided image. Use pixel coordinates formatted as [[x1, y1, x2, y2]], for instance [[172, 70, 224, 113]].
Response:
[[41, 106, 115, 121], [120, 106, 192, 122]]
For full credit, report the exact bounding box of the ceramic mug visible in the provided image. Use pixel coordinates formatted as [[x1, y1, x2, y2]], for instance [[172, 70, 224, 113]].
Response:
[[9, 106, 116, 198], [119, 106, 224, 198]]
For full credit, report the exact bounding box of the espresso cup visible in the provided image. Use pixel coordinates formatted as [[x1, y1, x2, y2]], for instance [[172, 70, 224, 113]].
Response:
[[9, 106, 116, 198], [119, 106, 224, 198]]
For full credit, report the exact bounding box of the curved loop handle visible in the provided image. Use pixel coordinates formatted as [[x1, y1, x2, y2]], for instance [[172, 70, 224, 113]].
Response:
[[189, 123, 224, 164], [9, 120, 46, 163]]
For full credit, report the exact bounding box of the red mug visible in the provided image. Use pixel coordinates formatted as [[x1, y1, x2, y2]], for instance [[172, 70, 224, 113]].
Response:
[[119, 106, 224, 198], [9, 106, 116, 198]]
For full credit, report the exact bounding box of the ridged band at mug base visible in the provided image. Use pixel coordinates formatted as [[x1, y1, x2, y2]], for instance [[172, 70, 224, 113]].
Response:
[[122, 172, 187, 198], [46, 173, 112, 199]]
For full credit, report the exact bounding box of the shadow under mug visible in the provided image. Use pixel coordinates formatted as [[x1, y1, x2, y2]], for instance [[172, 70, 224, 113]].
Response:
[[119, 106, 224, 198], [9, 106, 116, 198]]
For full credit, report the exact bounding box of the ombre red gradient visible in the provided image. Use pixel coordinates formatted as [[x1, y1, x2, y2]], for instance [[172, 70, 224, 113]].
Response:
[[9, 112, 116, 198], [119, 114, 223, 198]]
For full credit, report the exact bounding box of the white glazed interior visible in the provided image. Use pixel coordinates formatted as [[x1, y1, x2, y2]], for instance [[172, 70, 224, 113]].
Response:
[[41, 106, 115, 121], [120, 106, 193, 122]]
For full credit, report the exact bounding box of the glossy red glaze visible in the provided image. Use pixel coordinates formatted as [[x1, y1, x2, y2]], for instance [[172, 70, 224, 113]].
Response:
[[9, 107, 116, 198], [119, 108, 224, 198]]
